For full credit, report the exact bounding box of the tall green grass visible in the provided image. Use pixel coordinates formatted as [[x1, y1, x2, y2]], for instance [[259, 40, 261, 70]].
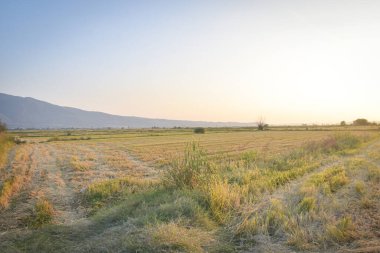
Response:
[[163, 142, 216, 190]]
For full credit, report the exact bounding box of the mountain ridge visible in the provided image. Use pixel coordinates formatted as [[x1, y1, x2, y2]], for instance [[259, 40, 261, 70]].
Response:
[[0, 93, 254, 129]]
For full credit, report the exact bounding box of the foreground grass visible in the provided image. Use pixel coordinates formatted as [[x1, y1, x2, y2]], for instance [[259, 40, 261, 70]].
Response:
[[0, 135, 29, 209], [0, 132, 379, 252], [0, 133, 14, 168], [234, 151, 380, 251]]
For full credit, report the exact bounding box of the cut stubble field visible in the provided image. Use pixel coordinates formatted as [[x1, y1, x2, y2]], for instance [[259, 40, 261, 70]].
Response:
[[0, 128, 379, 252]]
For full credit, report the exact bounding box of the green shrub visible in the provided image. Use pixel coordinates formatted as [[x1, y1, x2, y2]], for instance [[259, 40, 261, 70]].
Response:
[[194, 127, 205, 134]]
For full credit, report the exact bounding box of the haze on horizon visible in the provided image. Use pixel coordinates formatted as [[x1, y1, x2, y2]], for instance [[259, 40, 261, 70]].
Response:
[[1, 0, 379, 125]]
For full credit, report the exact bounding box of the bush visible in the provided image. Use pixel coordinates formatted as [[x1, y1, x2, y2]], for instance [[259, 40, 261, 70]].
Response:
[[257, 117, 268, 131], [0, 120, 7, 133], [194, 127, 205, 134]]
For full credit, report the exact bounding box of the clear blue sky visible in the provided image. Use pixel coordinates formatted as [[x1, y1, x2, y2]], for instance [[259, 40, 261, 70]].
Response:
[[1, 0, 379, 124]]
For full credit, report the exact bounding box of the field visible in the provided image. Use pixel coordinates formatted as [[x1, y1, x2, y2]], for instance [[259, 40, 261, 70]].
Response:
[[0, 127, 379, 252]]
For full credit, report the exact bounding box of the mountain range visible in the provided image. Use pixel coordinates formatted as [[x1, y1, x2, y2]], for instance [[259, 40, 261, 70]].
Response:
[[0, 93, 254, 129]]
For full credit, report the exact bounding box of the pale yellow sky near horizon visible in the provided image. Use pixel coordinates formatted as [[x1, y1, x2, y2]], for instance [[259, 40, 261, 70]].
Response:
[[1, 1, 379, 124]]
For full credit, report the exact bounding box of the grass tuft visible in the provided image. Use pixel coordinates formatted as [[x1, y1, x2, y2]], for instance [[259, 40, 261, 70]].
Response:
[[148, 222, 214, 253], [163, 142, 215, 190], [297, 196, 316, 213], [84, 176, 155, 210], [208, 180, 243, 224], [27, 199, 54, 228], [354, 181, 366, 195], [326, 216, 356, 243]]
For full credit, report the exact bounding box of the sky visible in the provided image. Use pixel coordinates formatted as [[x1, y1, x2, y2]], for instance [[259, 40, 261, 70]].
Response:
[[1, 0, 379, 124]]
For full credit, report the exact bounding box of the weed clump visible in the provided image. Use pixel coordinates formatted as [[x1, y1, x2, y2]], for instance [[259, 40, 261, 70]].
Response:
[[147, 222, 214, 253], [307, 166, 349, 194], [297, 196, 316, 213], [208, 180, 244, 224], [326, 216, 356, 243], [163, 143, 215, 190], [27, 199, 54, 228], [84, 176, 154, 209]]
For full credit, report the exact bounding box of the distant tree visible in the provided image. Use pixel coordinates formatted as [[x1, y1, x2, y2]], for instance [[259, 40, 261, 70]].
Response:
[[353, 118, 369, 126], [340, 121, 346, 126], [194, 127, 205, 134], [257, 117, 268, 131], [0, 120, 7, 133]]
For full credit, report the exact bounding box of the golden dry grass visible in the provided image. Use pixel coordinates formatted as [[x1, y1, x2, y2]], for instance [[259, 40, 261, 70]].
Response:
[[0, 128, 378, 253]]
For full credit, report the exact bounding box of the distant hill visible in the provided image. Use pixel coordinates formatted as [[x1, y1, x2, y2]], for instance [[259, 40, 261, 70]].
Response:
[[0, 93, 254, 129]]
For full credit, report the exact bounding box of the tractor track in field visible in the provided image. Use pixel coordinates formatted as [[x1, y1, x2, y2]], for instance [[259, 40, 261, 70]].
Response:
[[0, 141, 160, 232]]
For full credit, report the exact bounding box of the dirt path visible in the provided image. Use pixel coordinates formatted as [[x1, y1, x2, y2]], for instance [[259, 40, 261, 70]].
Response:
[[31, 143, 86, 224], [0, 144, 37, 230]]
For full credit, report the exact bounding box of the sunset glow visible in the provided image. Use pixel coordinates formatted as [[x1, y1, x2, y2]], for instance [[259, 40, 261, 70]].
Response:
[[1, 1, 379, 124]]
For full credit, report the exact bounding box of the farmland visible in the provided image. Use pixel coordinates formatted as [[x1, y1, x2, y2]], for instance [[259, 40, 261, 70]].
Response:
[[0, 127, 379, 252]]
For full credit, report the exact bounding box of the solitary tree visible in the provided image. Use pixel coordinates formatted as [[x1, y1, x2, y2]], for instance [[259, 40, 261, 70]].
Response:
[[257, 117, 268, 131], [340, 121, 346, 126], [353, 118, 369, 126]]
